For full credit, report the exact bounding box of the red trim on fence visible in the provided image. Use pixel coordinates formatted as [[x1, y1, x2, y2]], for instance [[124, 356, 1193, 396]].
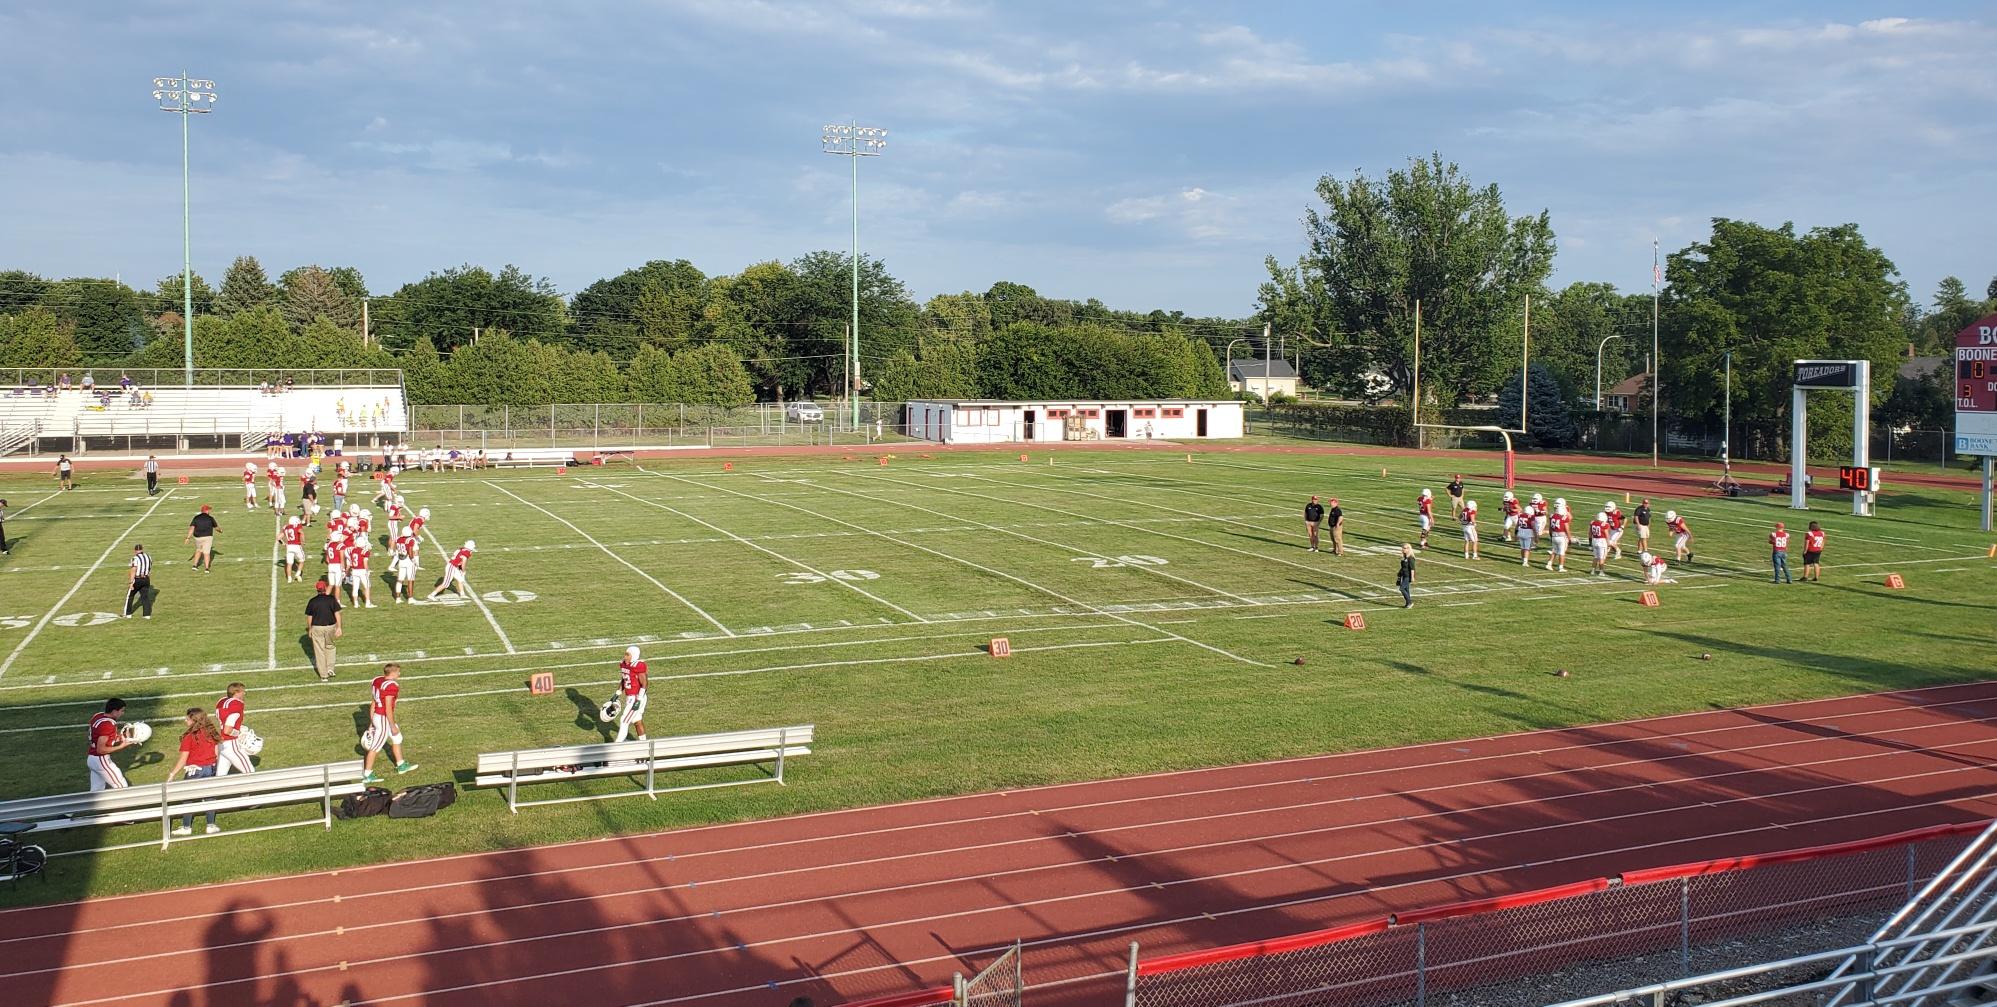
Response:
[[1136, 916, 1392, 976], [1618, 820, 1988, 885], [835, 986, 956, 1007], [1391, 877, 1613, 926]]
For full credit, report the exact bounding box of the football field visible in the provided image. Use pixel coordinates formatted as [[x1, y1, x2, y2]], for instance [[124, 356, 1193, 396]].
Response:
[[0, 446, 1991, 904]]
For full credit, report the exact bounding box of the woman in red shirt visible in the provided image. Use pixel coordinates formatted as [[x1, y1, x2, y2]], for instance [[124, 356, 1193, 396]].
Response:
[[1802, 521, 1827, 582], [165, 708, 223, 835]]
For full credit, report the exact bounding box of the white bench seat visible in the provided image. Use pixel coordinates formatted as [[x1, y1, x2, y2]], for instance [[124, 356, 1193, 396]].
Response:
[[472, 725, 813, 811], [488, 448, 578, 468], [0, 761, 365, 852]]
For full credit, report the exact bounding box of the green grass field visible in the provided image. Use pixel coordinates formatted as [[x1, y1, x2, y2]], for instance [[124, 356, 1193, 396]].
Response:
[[0, 447, 1990, 906]]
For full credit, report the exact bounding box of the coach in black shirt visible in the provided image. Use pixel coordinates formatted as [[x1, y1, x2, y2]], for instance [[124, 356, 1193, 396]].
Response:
[[185, 506, 219, 573], [1325, 498, 1345, 556], [1303, 496, 1324, 552], [305, 580, 343, 681]]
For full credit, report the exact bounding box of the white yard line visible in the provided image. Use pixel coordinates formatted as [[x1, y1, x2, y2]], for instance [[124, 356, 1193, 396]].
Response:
[[646, 467, 1269, 667], [419, 523, 517, 654], [0, 637, 1174, 735], [265, 513, 281, 669], [910, 470, 1393, 594], [7, 488, 64, 517], [484, 480, 734, 638], [0, 490, 174, 679], [821, 472, 1264, 606], [579, 478, 927, 622]]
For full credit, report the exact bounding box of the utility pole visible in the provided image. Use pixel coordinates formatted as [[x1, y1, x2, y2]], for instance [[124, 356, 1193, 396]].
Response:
[[821, 122, 886, 430], [152, 73, 217, 387]]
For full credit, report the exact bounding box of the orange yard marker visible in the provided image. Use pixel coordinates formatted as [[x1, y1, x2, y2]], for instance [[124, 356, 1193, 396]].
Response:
[[989, 637, 1012, 658], [176, 475, 189, 485], [1019, 453, 1028, 463], [1987, 544, 1996, 558], [1885, 573, 1906, 589], [1639, 591, 1660, 607], [722, 462, 732, 471], [528, 672, 555, 695], [1344, 613, 1366, 630]]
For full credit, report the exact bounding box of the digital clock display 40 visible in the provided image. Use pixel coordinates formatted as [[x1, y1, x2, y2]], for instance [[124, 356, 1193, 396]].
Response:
[[1838, 466, 1871, 492]]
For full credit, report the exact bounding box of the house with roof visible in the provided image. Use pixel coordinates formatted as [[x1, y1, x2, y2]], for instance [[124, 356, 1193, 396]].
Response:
[[1227, 358, 1298, 401]]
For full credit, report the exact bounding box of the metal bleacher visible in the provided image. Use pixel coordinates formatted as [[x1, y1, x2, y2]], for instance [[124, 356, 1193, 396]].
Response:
[[1, 370, 407, 456]]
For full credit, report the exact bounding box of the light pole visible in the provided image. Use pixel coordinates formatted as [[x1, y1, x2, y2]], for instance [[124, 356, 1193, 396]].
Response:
[[1722, 349, 1732, 480], [821, 121, 886, 431], [153, 73, 216, 388], [1593, 333, 1626, 410]]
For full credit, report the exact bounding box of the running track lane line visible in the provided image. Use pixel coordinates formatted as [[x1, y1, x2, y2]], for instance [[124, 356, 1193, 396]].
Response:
[[578, 478, 929, 622], [15, 708, 1990, 972], [644, 467, 1270, 666], [10, 690, 1992, 943], [0, 490, 173, 679], [483, 480, 735, 638], [47, 759, 1997, 1007], [11, 678, 1994, 921], [419, 522, 517, 654]]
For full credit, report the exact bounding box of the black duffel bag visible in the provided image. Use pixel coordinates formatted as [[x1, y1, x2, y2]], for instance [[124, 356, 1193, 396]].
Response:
[[333, 786, 392, 820], [388, 782, 457, 819]]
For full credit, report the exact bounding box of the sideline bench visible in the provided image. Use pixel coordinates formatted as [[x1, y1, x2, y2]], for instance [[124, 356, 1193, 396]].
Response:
[[489, 448, 580, 469], [0, 761, 366, 853], [472, 725, 813, 812]]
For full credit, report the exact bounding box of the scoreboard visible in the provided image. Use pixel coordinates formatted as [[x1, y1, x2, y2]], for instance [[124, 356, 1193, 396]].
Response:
[[1958, 314, 1997, 457]]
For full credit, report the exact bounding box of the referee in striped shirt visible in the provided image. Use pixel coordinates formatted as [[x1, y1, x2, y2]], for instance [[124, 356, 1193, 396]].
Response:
[[125, 544, 154, 619]]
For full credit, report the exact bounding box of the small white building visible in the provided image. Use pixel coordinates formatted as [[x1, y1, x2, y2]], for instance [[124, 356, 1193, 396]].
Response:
[[1227, 359, 1299, 401], [905, 399, 1245, 444]]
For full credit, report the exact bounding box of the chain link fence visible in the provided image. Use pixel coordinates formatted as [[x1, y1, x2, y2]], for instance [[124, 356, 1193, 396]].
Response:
[[405, 401, 912, 451], [1126, 825, 1981, 1007], [959, 941, 1023, 1007]]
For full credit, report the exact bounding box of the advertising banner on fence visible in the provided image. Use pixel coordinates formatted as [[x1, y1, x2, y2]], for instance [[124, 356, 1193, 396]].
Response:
[[1957, 314, 1997, 456]]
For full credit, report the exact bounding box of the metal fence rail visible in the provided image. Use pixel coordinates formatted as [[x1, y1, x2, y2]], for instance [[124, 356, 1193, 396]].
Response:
[[406, 401, 912, 450]]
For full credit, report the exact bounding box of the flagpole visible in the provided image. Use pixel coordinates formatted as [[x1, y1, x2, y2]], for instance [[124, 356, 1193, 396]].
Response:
[[1651, 238, 1660, 467]]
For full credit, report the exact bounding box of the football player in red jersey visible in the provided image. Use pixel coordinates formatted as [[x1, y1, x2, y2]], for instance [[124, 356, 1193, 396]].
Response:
[[1546, 499, 1572, 572], [612, 645, 649, 743], [392, 532, 420, 603], [1802, 521, 1827, 582], [426, 540, 476, 599], [88, 698, 132, 791], [346, 537, 376, 609], [1588, 511, 1611, 575], [1415, 489, 1434, 550], [1460, 499, 1480, 560], [214, 683, 255, 776], [1500, 491, 1519, 543], [1605, 501, 1626, 560], [1666, 510, 1693, 562], [360, 664, 416, 784], [243, 462, 259, 510], [280, 516, 306, 583]]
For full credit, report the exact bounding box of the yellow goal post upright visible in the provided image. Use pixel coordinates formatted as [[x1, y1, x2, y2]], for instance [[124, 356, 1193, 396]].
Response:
[[1409, 296, 1532, 490]]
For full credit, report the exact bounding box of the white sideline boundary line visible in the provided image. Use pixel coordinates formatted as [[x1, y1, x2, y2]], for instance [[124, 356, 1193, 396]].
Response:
[[14, 716, 1992, 975], [51, 763, 1997, 1007], [578, 478, 927, 622], [0, 490, 174, 679], [484, 480, 734, 638], [0, 637, 1175, 736], [889, 469, 1396, 595], [0, 622, 1141, 716], [419, 523, 516, 655], [645, 467, 1269, 667], [11, 678, 1994, 917]]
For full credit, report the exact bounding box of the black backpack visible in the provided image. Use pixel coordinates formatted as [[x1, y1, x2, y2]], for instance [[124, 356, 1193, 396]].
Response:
[[334, 786, 392, 820], [388, 782, 457, 819]]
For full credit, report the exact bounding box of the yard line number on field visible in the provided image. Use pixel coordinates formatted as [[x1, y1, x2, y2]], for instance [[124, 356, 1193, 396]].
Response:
[[0, 490, 175, 679], [644, 467, 1269, 667], [483, 480, 735, 638]]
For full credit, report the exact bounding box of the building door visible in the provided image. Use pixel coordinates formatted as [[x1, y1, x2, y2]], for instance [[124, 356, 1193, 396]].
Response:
[[1196, 409, 1208, 437], [1106, 410, 1128, 438], [1023, 410, 1036, 441]]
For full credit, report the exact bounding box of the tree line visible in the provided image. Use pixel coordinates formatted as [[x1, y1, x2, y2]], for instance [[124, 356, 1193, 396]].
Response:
[[0, 255, 1234, 406]]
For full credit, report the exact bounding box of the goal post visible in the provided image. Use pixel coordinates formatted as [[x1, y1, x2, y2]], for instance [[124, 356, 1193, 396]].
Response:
[[1410, 297, 1530, 489]]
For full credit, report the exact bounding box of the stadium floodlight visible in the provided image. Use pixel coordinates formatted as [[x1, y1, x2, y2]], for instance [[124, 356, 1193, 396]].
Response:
[[153, 73, 218, 387], [822, 120, 886, 430]]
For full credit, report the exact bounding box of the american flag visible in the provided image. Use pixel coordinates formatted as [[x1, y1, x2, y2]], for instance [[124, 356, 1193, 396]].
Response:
[[1652, 240, 1661, 289]]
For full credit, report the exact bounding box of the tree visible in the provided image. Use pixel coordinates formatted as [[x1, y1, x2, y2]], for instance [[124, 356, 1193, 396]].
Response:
[[1265, 153, 1556, 409], [150, 272, 215, 319], [664, 343, 755, 407], [0, 271, 51, 314], [920, 292, 994, 343], [1660, 220, 1908, 445], [280, 266, 361, 333], [214, 256, 278, 317], [1524, 282, 1648, 404], [1988, 276, 1997, 302], [376, 264, 565, 352], [1915, 276, 1985, 353], [631, 280, 701, 352], [1877, 362, 1953, 431], [984, 281, 1072, 330], [790, 250, 921, 394], [0, 307, 85, 370], [397, 337, 446, 403], [44, 278, 146, 358], [568, 259, 707, 352], [1495, 362, 1578, 448], [624, 344, 678, 401]]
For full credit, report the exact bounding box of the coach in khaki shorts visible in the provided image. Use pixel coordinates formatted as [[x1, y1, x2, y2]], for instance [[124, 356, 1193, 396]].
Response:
[[184, 504, 219, 572], [304, 579, 343, 681]]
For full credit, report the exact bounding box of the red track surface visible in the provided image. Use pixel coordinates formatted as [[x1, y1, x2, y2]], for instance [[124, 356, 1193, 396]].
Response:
[[7, 682, 1997, 1007]]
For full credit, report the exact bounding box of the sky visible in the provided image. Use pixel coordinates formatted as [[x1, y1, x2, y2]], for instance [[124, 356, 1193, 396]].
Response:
[[2, 2, 1993, 319]]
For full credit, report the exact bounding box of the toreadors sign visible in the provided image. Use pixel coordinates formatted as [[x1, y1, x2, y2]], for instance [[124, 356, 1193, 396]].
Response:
[[1794, 361, 1863, 388], [1957, 314, 1997, 457]]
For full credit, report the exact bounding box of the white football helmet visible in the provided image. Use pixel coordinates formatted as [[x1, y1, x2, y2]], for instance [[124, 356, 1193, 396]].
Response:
[[1420, 488, 1432, 499], [1666, 510, 1678, 522], [1531, 493, 1544, 504], [1595, 511, 1609, 524], [625, 645, 641, 662], [288, 516, 302, 526], [1502, 491, 1515, 502], [1639, 551, 1655, 565], [598, 697, 621, 721], [1605, 501, 1617, 512], [349, 504, 361, 515], [361, 509, 372, 520], [278, 466, 287, 476], [238, 726, 265, 756], [1465, 500, 1477, 512], [121, 721, 153, 744], [245, 463, 257, 472], [418, 507, 431, 520], [463, 540, 476, 551]]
